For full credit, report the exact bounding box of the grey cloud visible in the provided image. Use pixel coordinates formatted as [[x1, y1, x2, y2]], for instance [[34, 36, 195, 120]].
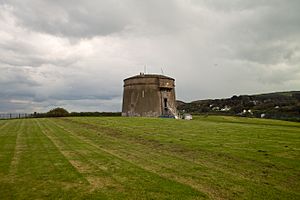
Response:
[[4, 0, 132, 37], [0, 37, 78, 68], [191, 0, 300, 66], [0, 66, 39, 86], [234, 42, 299, 65], [3, 0, 193, 38], [0, 0, 299, 113], [0, 52, 77, 68]]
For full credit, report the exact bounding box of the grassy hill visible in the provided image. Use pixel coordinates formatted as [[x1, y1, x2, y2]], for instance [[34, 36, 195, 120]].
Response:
[[0, 116, 299, 199], [177, 91, 300, 121]]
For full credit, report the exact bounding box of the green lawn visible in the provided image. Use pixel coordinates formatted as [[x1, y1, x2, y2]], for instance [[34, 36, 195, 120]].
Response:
[[0, 116, 299, 199]]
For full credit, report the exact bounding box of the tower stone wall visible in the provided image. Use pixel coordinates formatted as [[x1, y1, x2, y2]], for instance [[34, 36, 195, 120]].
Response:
[[122, 74, 177, 117]]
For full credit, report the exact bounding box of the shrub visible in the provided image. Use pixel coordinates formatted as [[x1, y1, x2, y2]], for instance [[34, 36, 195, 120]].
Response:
[[47, 107, 69, 117]]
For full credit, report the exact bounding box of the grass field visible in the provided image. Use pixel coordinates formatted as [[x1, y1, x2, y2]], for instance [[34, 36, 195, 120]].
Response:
[[0, 116, 299, 199]]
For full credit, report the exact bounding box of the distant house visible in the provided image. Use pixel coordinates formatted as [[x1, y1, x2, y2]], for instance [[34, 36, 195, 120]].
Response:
[[250, 100, 258, 105], [212, 106, 220, 111], [221, 106, 231, 111]]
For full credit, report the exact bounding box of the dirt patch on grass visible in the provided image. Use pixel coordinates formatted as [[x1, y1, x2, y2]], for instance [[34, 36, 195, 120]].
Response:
[[86, 176, 121, 191], [61, 150, 78, 158], [67, 159, 95, 173]]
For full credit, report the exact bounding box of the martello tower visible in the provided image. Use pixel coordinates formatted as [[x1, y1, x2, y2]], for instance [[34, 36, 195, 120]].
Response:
[[122, 73, 177, 117]]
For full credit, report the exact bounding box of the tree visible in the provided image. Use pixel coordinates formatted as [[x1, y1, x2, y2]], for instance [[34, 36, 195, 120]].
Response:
[[47, 107, 69, 117]]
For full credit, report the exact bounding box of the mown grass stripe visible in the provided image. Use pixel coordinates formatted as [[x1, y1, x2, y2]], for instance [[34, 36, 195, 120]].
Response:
[[0, 120, 22, 175], [56, 117, 284, 180], [2, 119, 96, 200], [0, 116, 299, 200], [9, 120, 25, 175], [34, 119, 91, 184], [46, 118, 207, 199], [52, 118, 238, 199], [55, 118, 284, 199], [56, 117, 300, 200], [36, 119, 113, 189]]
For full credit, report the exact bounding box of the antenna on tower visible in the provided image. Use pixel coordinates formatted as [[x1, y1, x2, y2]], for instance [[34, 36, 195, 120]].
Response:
[[161, 67, 164, 75], [144, 65, 147, 74]]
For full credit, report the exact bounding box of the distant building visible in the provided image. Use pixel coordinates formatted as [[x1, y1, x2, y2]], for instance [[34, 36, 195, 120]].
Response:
[[122, 73, 177, 118], [212, 106, 220, 111], [221, 106, 231, 111]]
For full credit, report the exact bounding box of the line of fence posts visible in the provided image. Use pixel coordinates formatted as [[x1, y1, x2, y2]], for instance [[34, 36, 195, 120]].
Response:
[[0, 113, 31, 119]]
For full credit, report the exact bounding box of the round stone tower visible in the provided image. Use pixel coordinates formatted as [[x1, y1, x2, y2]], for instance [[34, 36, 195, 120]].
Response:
[[122, 73, 177, 117]]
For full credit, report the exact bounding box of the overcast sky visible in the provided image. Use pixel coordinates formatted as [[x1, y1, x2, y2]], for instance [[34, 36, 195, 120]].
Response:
[[1, 0, 299, 113]]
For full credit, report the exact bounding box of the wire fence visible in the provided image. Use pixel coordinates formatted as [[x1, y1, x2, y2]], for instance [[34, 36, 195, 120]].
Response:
[[0, 113, 32, 119]]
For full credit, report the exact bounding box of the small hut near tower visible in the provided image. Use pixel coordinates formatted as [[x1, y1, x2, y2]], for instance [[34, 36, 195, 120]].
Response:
[[122, 73, 177, 118]]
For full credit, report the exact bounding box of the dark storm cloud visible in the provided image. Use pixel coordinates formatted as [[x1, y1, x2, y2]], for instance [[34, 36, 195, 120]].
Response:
[[0, 0, 299, 113]]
